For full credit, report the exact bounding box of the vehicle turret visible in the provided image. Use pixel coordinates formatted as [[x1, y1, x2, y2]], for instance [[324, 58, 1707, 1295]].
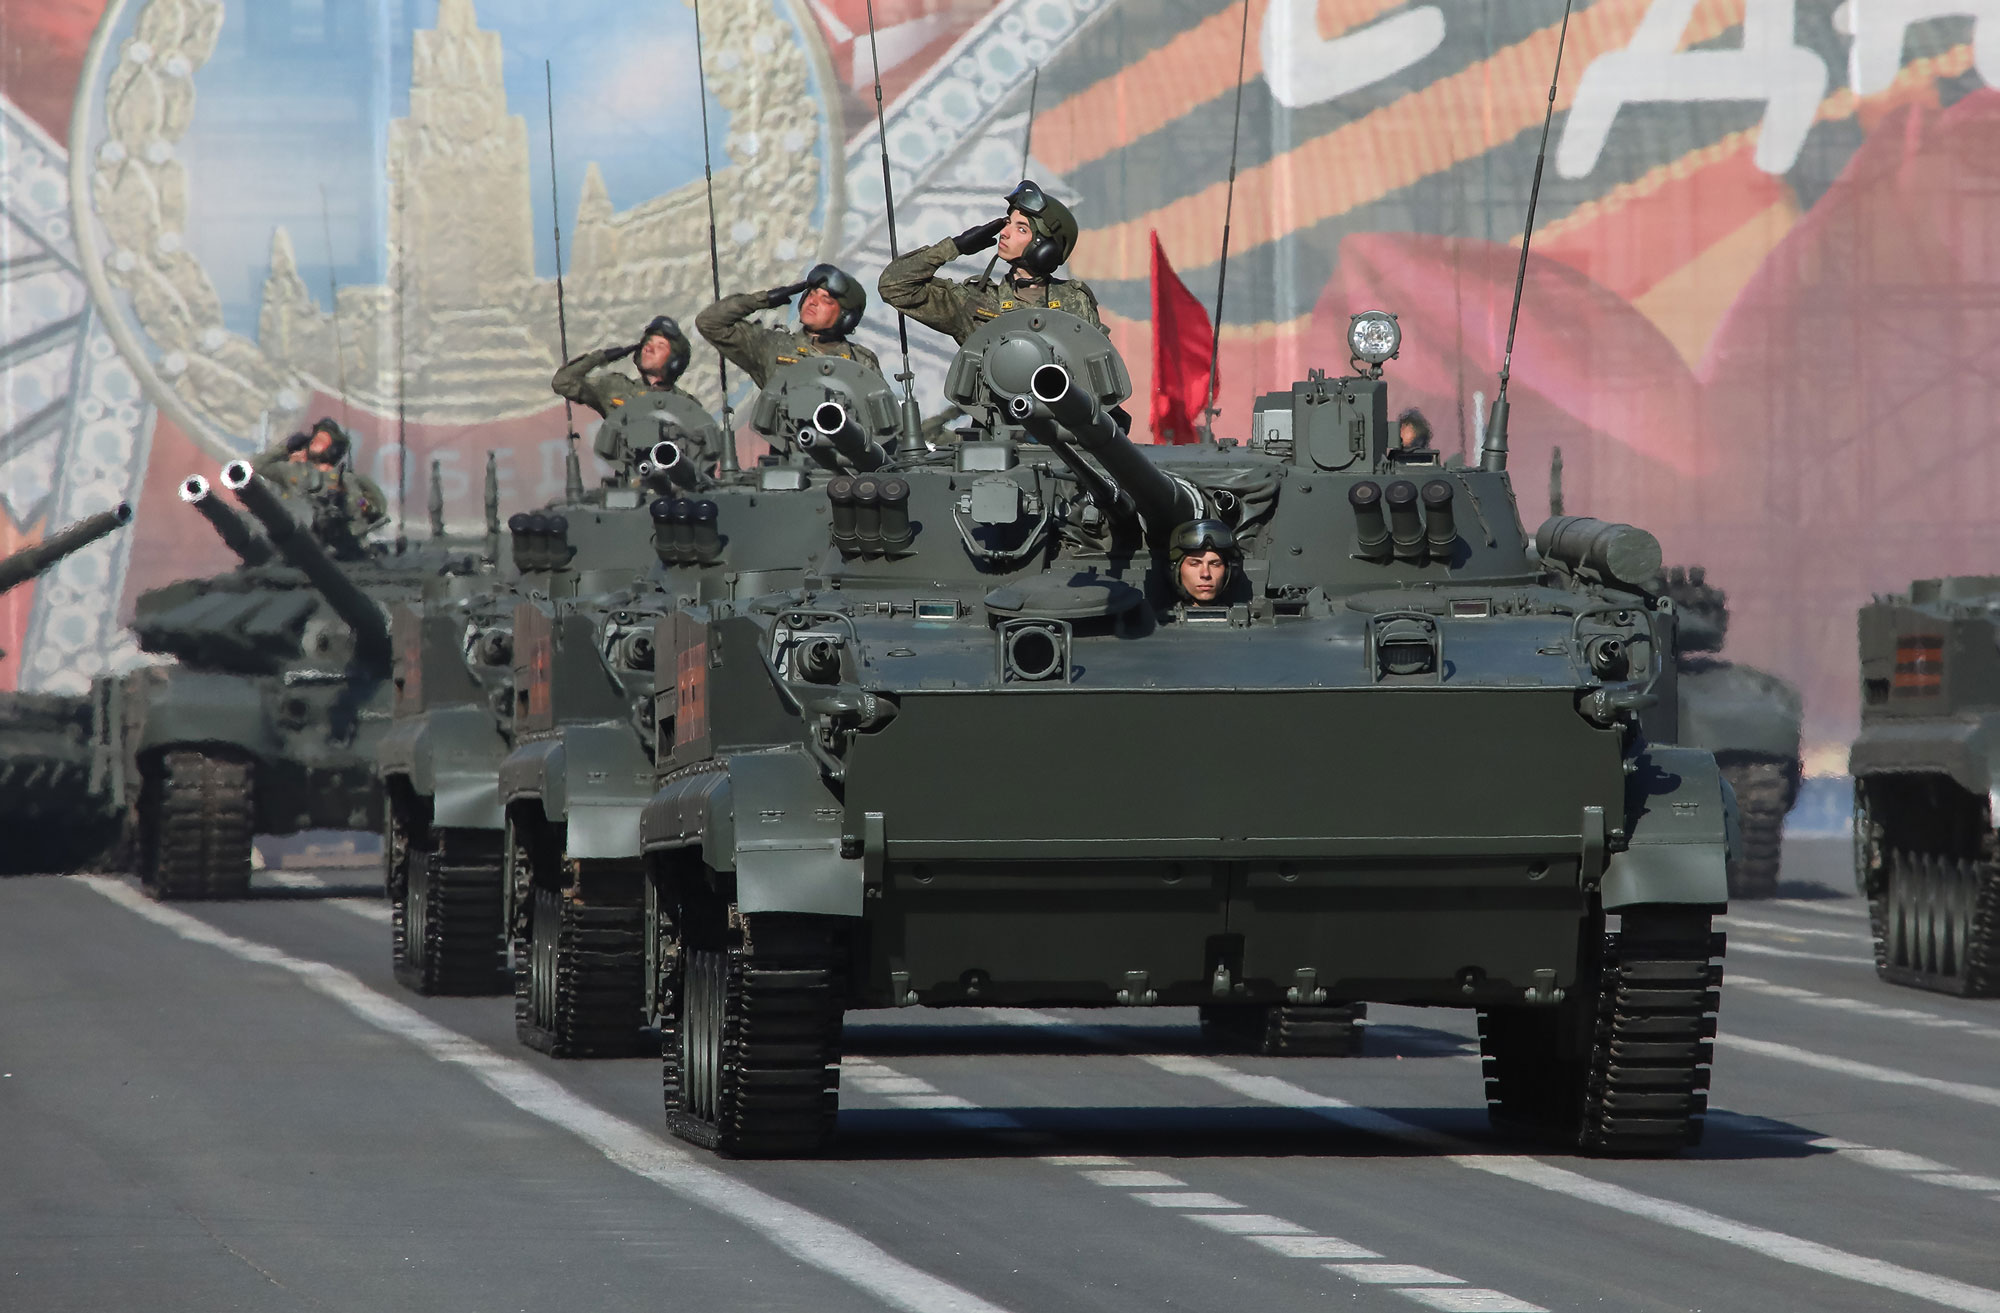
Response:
[[222, 461, 393, 676]]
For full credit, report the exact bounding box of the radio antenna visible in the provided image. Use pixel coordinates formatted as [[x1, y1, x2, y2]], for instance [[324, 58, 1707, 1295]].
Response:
[[394, 181, 409, 545], [317, 184, 351, 432], [1019, 69, 1039, 178], [1201, 0, 1252, 439], [865, 0, 924, 451], [1481, 0, 1574, 473], [692, 0, 739, 474], [545, 61, 585, 501]]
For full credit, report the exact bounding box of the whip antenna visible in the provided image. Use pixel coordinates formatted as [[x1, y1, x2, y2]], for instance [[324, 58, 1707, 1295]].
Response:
[[1482, 0, 1574, 473], [692, 0, 740, 474], [546, 61, 585, 500], [317, 184, 351, 431], [865, 0, 924, 450], [1019, 69, 1039, 178], [1201, 0, 1252, 439], [394, 182, 409, 544]]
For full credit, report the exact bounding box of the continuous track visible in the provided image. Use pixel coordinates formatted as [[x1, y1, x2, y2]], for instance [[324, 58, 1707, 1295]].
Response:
[[1870, 847, 2000, 997], [393, 826, 508, 996], [139, 749, 254, 900], [1720, 757, 1795, 900], [514, 884, 648, 1058], [1200, 1002, 1366, 1056]]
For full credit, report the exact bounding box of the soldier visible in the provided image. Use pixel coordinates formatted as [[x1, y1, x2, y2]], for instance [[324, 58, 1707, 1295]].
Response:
[[250, 418, 389, 554], [696, 264, 882, 389], [1168, 519, 1241, 605], [552, 315, 707, 471], [1394, 407, 1434, 456], [878, 179, 1100, 344]]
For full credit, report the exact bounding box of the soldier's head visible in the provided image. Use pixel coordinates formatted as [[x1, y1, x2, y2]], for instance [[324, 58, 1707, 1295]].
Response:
[[799, 264, 866, 337], [306, 418, 349, 469], [1169, 519, 1240, 604], [636, 315, 692, 387], [1397, 407, 1433, 450], [998, 179, 1079, 278]]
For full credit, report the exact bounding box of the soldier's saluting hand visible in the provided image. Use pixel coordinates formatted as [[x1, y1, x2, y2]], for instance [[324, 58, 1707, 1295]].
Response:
[[696, 264, 883, 390]]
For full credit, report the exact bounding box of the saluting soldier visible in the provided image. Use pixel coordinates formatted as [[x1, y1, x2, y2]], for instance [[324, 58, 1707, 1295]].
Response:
[[551, 315, 705, 470], [695, 264, 882, 389], [251, 418, 388, 555], [878, 180, 1100, 344]]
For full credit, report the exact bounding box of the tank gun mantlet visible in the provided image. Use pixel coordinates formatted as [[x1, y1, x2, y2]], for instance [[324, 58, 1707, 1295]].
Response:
[[751, 355, 902, 470]]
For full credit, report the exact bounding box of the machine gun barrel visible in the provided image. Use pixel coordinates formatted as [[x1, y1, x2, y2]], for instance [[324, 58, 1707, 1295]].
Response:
[[221, 461, 392, 674], [1027, 365, 1200, 532], [0, 502, 132, 595], [799, 401, 888, 472], [179, 475, 273, 566], [1534, 515, 1662, 592]]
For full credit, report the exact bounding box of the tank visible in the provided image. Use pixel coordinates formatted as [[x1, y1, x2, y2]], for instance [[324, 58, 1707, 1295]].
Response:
[[634, 309, 1732, 1158], [493, 357, 889, 1058], [1661, 566, 1804, 899], [97, 465, 488, 899], [0, 503, 134, 875], [1851, 575, 2000, 995]]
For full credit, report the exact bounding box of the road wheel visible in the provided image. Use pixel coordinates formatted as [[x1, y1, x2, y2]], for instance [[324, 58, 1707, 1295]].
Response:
[[1871, 848, 2000, 997], [394, 821, 506, 997], [514, 873, 647, 1059]]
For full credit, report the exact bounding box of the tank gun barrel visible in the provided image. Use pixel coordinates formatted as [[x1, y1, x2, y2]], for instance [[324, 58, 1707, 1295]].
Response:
[[0, 502, 132, 595], [221, 461, 392, 674], [642, 440, 710, 491], [798, 402, 888, 473], [1534, 515, 1662, 592], [1027, 364, 1200, 532], [178, 475, 273, 566]]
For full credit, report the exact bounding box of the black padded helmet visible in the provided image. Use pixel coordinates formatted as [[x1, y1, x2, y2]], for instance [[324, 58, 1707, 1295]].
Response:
[[1003, 179, 1079, 278], [308, 417, 350, 464], [804, 263, 867, 336]]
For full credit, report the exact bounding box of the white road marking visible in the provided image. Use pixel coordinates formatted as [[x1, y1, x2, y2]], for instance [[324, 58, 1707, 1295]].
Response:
[[1770, 898, 1868, 919], [1081, 1170, 1183, 1188], [1248, 1235, 1382, 1259], [1726, 941, 1875, 965], [76, 876, 1016, 1313], [1731, 974, 2000, 1043], [1718, 1035, 2000, 1109], [1328, 1263, 1462, 1284], [1399, 1290, 1549, 1312], [1139, 1053, 2000, 1313], [1185, 1213, 1308, 1235], [260, 870, 393, 923], [1131, 1192, 1243, 1209], [1721, 916, 1871, 943]]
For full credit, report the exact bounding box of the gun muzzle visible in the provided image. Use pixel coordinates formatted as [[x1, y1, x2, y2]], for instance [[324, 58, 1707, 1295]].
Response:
[[804, 401, 888, 472], [646, 440, 705, 490], [0, 501, 134, 596], [1027, 364, 1199, 532], [180, 474, 273, 566]]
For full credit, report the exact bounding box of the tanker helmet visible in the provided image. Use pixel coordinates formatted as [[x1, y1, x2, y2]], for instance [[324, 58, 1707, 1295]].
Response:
[[638, 314, 692, 386], [1004, 179, 1078, 277], [308, 417, 351, 464], [1169, 519, 1240, 599], [804, 263, 867, 335]]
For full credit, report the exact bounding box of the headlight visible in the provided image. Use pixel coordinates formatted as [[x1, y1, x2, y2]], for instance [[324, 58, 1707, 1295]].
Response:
[[1348, 311, 1400, 365]]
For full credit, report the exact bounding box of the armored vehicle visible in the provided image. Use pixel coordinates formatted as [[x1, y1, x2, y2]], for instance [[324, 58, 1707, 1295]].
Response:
[[497, 361, 886, 1057], [0, 503, 133, 874], [1852, 576, 2000, 995], [99, 464, 486, 899], [1662, 566, 1803, 899], [634, 308, 1731, 1158]]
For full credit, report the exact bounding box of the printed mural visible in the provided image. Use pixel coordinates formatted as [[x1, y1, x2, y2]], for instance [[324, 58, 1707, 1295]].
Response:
[[2, 0, 1998, 768]]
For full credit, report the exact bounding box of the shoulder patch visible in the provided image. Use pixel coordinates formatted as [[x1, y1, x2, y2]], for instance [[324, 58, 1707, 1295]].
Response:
[[776, 354, 798, 364], [610, 398, 624, 406]]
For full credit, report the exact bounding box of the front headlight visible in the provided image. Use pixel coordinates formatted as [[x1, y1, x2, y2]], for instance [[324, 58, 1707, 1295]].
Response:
[[1348, 311, 1401, 365]]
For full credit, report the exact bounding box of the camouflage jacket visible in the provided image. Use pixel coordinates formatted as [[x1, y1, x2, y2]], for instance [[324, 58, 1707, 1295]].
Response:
[[551, 348, 699, 421], [877, 238, 1102, 344], [249, 445, 389, 554], [695, 293, 884, 389]]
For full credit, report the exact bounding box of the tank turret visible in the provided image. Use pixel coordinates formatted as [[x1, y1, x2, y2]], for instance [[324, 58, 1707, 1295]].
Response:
[[222, 461, 392, 675], [750, 355, 901, 471], [1662, 564, 1728, 655]]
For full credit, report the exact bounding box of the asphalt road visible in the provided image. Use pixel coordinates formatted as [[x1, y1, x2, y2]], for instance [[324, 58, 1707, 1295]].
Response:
[[7, 836, 2000, 1313]]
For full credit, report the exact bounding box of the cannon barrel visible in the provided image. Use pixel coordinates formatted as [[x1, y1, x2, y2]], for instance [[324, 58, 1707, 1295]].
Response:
[[1027, 364, 1200, 532], [179, 475, 273, 566], [1534, 515, 1663, 592], [800, 402, 888, 473], [0, 502, 132, 595], [646, 440, 708, 490], [222, 461, 392, 674]]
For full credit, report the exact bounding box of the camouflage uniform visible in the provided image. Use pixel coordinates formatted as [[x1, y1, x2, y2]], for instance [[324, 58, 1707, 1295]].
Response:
[[249, 442, 389, 553], [695, 293, 884, 389], [878, 238, 1102, 345]]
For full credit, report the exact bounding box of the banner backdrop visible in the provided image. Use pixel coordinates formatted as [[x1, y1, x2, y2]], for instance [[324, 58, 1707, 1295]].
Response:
[[2, 0, 1997, 768]]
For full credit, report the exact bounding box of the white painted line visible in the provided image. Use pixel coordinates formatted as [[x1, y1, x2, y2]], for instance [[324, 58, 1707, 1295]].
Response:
[[75, 876, 1016, 1313], [1459, 1155, 2000, 1313], [1726, 941, 1875, 965], [1771, 898, 1868, 919], [1183, 1213, 1309, 1235], [1915, 1174, 2000, 1193], [1248, 1235, 1383, 1260], [1328, 1263, 1463, 1285], [853, 1076, 939, 1095], [1130, 1192, 1242, 1209], [258, 869, 393, 923], [1845, 1149, 1952, 1173], [888, 1093, 977, 1109], [1721, 916, 1871, 943], [1040, 1155, 1129, 1167], [1141, 1049, 2000, 1312], [1731, 975, 2000, 1043], [1081, 1170, 1183, 1188], [1398, 1288, 1548, 1312], [1718, 1035, 2000, 1109]]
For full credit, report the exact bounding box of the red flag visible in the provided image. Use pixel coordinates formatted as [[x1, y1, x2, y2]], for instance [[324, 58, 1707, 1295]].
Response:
[[1149, 231, 1215, 445]]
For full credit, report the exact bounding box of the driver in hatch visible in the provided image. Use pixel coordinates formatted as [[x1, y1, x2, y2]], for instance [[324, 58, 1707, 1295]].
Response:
[[1169, 519, 1241, 605]]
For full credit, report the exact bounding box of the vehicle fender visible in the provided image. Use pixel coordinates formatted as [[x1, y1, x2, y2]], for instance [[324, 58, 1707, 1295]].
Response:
[[376, 716, 430, 790], [500, 737, 565, 818], [643, 750, 861, 917], [1850, 717, 2000, 818], [134, 668, 280, 762], [384, 706, 505, 829], [1602, 745, 1732, 909]]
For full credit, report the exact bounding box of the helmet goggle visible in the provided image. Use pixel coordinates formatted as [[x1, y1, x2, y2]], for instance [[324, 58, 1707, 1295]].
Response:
[[805, 264, 859, 301], [1005, 180, 1049, 217], [642, 315, 684, 343], [1171, 520, 1238, 560]]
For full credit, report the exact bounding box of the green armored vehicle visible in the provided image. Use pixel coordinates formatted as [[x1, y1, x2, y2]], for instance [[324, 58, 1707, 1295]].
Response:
[[498, 362, 886, 1056], [1852, 575, 2000, 995], [0, 503, 133, 874], [634, 308, 1732, 1158], [1661, 566, 1803, 899], [99, 464, 486, 899]]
